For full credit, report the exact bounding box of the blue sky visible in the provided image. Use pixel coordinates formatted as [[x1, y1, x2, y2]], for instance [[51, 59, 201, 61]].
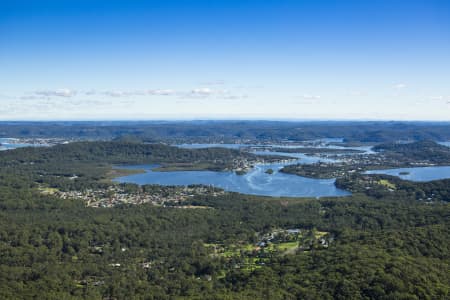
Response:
[[1, 0, 449, 120]]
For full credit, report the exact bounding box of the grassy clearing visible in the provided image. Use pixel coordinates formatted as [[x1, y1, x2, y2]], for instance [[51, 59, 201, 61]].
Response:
[[204, 229, 331, 276], [378, 179, 396, 189], [315, 231, 329, 239], [266, 241, 298, 252], [38, 187, 59, 195], [104, 167, 145, 181]]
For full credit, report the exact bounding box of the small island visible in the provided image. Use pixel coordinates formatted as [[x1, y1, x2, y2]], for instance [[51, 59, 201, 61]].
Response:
[[265, 168, 274, 174], [235, 170, 247, 175]]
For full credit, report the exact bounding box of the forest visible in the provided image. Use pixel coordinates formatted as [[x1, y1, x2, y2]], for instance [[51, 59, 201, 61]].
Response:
[[0, 141, 268, 191], [0, 141, 449, 299], [1, 121, 450, 143]]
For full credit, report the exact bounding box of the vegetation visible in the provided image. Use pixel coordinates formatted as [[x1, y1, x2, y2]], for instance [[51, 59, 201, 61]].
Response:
[[0, 140, 449, 299], [281, 140, 450, 179], [373, 140, 450, 164], [265, 168, 274, 174], [280, 162, 349, 179], [1, 121, 450, 143], [0, 141, 271, 191], [336, 173, 450, 202], [270, 147, 365, 154]]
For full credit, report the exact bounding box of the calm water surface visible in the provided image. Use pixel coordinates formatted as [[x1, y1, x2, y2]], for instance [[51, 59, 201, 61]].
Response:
[[115, 145, 350, 197], [115, 163, 350, 198], [177, 142, 374, 153], [0, 138, 43, 151], [365, 166, 450, 182]]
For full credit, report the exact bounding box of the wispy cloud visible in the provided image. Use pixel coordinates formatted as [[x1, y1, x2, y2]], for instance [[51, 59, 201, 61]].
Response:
[[147, 89, 175, 96], [393, 83, 407, 89], [199, 80, 226, 86], [101, 90, 145, 97], [18, 86, 246, 101], [82, 89, 175, 97], [299, 94, 321, 100], [19, 95, 41, 100], [428, 95, 450, 101], [34, 88, 77, 98], [426, 96, 450, 106], [182, 87, 245, 100], [190, 87, 221, 96]]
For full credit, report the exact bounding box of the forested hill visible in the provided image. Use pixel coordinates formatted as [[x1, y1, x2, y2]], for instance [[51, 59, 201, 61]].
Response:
[[0, 141, 254, 165], [373, 140, 450, 163], [0, 140, 449, 298], [1, 121, 450, 142], [0, 141, 262, 190]]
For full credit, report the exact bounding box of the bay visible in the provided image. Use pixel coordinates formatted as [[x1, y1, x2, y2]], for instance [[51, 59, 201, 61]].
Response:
[[115, 144, 350, 197], [365, 166, 450, 182]]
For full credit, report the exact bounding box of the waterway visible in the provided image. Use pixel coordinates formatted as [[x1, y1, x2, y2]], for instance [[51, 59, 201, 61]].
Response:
[[365, 166, 450, 182], [0, 138, 47, 151], [114, 145, 351, 197]]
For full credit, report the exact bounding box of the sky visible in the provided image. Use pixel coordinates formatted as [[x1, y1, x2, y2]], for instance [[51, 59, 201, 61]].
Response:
[[0, 0, 449, 121]]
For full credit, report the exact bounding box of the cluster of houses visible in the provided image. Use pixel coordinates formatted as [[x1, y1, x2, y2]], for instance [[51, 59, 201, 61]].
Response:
[[328, 152, 437, 169], [257, 228, 331, 251], [56, 185, 224, 208], [230, 158, 254, 174], [4, 137, 74, 146], [297, 151, 438, 179]]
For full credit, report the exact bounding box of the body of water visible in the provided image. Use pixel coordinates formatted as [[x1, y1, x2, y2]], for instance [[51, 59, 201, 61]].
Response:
[[115, 145, 350, 197], [365, 166, 450, 182], [177, 143, 246, 150], [0, 138, 41, 151], [114, 163, 350, 198], [177, 143, 374, 154], [111, 142, 450, 196]]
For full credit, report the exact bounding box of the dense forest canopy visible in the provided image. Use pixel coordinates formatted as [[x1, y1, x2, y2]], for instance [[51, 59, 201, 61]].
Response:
[[1, 121, 450, 142], [0, 141, 267, 191], [0, 139, 449, 299], [373, 140, 450, 162]]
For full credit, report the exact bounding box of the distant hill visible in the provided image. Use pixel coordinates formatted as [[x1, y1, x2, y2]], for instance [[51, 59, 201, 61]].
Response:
[[1, 121, 450, 142], [373, 140, 450, 163]]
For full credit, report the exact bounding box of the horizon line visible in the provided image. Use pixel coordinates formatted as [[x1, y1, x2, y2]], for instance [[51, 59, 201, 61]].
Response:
[[1, 118, 450, 123]]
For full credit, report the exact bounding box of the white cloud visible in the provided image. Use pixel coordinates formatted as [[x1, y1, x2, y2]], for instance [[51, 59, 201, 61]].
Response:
[[147, 89, 175, 96], [34, 88, 77, 97], [185, 87, 234, 98], [300, 94, 321, 100], [20, 86, 245, 101], [222, 94, 248, 100], [19, 95, 41, 100], [428, 96, 450, 101], [101, 90, 152, 97], [84, 90, 97, 95], [191, 87, 215, 95], [393, 83, 407, 89]]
